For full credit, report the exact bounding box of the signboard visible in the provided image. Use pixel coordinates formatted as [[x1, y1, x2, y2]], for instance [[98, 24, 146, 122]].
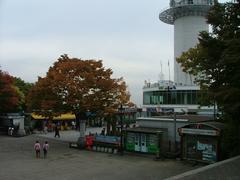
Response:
[[197, 141, 217, 162], [181, 128, 219, 136], [147, 108, 157, 112], [161, 108, 174, 113]]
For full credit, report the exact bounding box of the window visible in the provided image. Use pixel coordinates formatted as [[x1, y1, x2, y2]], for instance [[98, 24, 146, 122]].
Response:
[[208, 0, 213, 5], [188, 0, 193, 4], [143, 92, 152, 104], [143, 90, 198, 105]]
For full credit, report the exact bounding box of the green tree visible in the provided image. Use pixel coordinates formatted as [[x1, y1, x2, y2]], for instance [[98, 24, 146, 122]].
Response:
[[13, 77, 33, 97], [13, 77, 33, 111], [177, 0, 240, 156]]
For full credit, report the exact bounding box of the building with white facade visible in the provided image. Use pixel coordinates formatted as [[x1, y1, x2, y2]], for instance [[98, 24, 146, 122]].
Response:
[[142, 0, 215, 114], [160, 0, 214, 85]]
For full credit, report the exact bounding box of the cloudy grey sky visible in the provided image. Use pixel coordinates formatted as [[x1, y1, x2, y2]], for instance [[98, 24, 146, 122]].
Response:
[[0, 0, 227, 106]]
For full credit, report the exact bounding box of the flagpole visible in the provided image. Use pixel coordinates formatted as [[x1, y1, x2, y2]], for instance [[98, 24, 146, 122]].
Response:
[[168, 60, 170, 84]]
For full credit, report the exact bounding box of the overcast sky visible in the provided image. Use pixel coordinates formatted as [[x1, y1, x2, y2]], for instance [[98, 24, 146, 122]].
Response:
[[0, 0, 227, 106]]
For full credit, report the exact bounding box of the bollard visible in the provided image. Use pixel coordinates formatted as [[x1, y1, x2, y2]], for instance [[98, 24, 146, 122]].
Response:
[[113, 148, 118, 154], [101, 147, 104, 152], [97, 146, 100, 151], [108, 147, 112, 153], [104, 147, 108, 153]]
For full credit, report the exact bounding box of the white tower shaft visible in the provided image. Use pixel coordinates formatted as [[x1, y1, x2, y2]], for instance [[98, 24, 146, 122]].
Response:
[[159, 0, 214, 85], [174, 16, 209, 85]]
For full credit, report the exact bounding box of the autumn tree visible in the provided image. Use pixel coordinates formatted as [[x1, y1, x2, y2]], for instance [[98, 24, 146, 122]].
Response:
[[27, 54, 131, 145], [26, 76, 63, 117], [0, 70, 22, 113], [177, 0, 240, 156]]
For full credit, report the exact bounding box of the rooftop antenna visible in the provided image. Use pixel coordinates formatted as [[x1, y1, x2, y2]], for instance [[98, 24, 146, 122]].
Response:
[[168, 60, 171, 84], [160, 61, 163, 74], [159, 60, 164, 81]]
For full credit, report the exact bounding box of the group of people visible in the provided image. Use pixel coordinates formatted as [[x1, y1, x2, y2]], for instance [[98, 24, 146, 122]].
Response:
[[34, 141, 49, 159]]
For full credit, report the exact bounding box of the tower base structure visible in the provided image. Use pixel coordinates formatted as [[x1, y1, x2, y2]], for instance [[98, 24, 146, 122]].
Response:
[[143, 80, 215, 115]]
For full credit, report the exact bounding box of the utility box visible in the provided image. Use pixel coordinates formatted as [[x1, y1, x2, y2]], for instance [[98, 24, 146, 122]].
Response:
[[0, 113, 26, 136]]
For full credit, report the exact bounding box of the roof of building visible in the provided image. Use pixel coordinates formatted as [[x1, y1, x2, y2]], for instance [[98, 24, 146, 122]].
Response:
[[137, 117, 189, 123], [181, 121, 225, 131], [150, 114, 215, 123], [125, 127, 166, 134]]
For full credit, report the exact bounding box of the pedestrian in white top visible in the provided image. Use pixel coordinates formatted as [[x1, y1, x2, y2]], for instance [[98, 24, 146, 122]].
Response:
[[34, 141, 41, 158], [43, 141, 49, 159]]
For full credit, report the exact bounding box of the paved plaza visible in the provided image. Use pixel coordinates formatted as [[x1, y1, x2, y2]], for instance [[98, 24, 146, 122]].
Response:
[[36, 127, 103, 142], [0, 129, 201, 180]]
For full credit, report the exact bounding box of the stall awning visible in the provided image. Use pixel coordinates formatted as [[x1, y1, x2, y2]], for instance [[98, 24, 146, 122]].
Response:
[[31, 113, 76, 121]]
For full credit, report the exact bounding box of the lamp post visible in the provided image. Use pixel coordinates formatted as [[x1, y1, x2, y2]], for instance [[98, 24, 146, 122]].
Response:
[[173, 112, 176, 152], [119, 104, 124, 155]]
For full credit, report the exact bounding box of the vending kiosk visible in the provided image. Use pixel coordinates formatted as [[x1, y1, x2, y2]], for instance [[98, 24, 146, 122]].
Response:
[[125, 127, 168, 155]]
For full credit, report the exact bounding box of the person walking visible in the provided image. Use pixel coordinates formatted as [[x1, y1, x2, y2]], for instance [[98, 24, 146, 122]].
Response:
[[44, 125, 48, 134], [54, 125, 60, 138], [34, 140, 41, 158], [101, 127, 105, 135], [43, 141, 49, 159]]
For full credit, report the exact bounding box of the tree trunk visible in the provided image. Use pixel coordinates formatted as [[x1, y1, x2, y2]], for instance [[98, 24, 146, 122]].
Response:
[[112, 116, 117, 136], [106, 116, 111, 135], [75, 112, 86, 149]]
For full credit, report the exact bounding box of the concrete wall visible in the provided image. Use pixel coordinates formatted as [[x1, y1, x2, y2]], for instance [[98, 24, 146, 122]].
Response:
[[166, 155, 240, 180], [137, 118, 189, 142]]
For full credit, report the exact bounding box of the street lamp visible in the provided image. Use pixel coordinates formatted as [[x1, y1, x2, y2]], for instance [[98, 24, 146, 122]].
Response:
[[118, 104, 124, 155]]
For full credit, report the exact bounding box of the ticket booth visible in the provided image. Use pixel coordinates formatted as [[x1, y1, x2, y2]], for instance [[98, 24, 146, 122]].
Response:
[[125, 127, 168, 155], [178, 122, 224, 164]]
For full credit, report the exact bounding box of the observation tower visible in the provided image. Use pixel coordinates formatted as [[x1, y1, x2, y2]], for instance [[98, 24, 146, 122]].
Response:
[[159, 0, 215, 86]]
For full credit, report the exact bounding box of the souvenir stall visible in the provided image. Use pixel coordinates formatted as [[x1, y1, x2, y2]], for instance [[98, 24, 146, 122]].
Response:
[[178, 122, 224, 163]]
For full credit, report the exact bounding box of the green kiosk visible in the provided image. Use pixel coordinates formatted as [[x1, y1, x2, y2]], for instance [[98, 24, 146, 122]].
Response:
[[124, 127, 167, 155]]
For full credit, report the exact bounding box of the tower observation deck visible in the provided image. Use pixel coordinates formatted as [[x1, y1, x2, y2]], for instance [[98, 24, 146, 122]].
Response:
[[159, 0, 215, 86]]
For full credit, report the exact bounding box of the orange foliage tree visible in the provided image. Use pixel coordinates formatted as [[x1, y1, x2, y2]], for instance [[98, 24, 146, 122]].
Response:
[[0, 70, 22, 113], [27, 54, 131, 122]]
